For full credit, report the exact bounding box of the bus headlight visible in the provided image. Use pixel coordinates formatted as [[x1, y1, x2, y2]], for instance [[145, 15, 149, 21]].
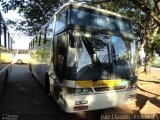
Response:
[[75, 88, 82, 93], [75, 88, 89, 93], [75, 88, 93, 94], [126, 84, 137, 90], [66, 87, 93, 94]]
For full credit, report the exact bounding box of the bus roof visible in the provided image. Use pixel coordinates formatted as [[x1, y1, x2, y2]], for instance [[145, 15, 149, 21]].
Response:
[[34, 2, 136, 40], [56, 2, 130, 20]]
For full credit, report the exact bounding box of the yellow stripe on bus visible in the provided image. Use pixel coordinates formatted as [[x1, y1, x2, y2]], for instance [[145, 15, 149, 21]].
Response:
[[75, 79, 129, 88]]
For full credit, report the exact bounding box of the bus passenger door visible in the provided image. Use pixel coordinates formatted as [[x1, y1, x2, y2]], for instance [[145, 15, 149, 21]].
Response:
[[54, 33, 68, 81], [53, 33, 68, 99]]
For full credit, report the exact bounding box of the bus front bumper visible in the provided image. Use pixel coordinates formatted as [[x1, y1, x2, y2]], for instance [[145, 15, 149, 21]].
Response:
[[64, 89, 136, 113]]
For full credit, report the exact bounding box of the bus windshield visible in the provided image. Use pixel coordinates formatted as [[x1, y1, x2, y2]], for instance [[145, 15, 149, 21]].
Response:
[[66, 32, 134, 80], [71, 8, 133, 34]]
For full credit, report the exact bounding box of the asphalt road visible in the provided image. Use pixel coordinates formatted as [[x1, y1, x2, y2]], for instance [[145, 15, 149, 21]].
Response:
[[0, 65, 102, 120]]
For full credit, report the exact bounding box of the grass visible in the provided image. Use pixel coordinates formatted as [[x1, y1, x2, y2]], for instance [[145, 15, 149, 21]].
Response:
[[152, 63, 160, 68]]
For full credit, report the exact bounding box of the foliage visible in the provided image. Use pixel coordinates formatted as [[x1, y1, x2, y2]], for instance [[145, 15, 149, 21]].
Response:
[[151, 55, 157, 64], [88, 0, 148, 42], [0, 0, 158, 37], [91, 0, 160, 73], [0, 0, 160, 73], [152, 33, 160, 55], [0, 0, 68, 35]]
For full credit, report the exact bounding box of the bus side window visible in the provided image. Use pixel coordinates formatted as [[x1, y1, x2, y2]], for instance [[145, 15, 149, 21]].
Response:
[[31, 41, 33, 49], [31, 42, 33, 49], [0, 14, 2, 46], [45, 21, 54, 44], [8, 34, 11, 49], [5, 31, 8, 48], [38, 33, 42, 46], [33, 39, 34, 48], [10, 36, 12, 50], [1, 23, 5, 46], [41, 28, 45, 45], [4, 25, 7, 47], [44, 27, 47, 44], [35, 35, 38, 47], [35, 36, 38, 47], [8, 33, 10, 49], [28, 44, 30, 50], [55, 10, 66, 33]]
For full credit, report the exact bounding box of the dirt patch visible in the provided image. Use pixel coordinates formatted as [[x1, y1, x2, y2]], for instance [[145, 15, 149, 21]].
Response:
[[136, 71, 160, 115], [100, 70, 160, 120]]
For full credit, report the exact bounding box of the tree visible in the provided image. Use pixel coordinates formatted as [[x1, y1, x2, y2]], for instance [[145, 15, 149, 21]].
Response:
[[88, 0, 160, 74], [152, 33, 160, 55], [129, 0, 159, 73], [1, 0, 160, 73], [0, 0, 68, 35]]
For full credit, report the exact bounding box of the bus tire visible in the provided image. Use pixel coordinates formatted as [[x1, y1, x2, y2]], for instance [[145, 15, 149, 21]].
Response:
[[45, 74, 50, 95]]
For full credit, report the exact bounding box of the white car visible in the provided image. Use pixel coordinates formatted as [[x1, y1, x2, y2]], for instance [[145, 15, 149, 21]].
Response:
[[12, 49, 29, 64]]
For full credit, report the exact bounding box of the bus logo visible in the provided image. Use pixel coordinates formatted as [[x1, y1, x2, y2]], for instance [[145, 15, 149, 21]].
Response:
[[93, 82, 108, 87], [75, 79, 127, 88]]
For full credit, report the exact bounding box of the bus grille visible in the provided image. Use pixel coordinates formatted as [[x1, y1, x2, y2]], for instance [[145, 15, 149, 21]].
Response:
[[94, 87, 110, 92], [94, 86, 126, 92]]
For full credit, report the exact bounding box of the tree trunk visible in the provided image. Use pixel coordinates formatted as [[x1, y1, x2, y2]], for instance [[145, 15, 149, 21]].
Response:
[[144, 18, 159, 74], [144, 52, 152, 74], [136, 37, 146, 71]]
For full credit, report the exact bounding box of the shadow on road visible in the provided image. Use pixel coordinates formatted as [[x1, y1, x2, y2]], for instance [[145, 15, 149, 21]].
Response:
[[0, 65, 102, 120], [135, 93, 160, 112], [138, 79, 160, 84], [137, 85, 160, 96]]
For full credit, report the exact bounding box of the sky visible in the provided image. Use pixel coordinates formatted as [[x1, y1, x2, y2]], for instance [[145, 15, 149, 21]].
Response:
[[0, 7, 31, 49]]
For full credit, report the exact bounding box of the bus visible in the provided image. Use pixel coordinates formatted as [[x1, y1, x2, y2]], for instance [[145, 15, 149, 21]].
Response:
[[28, 2, 137, 113], [0, 12, 12, 95]]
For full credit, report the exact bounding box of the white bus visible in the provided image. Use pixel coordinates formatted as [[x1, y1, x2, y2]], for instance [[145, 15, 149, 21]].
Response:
[[0, 12, 12, 95], [29, 2, 137, 113]]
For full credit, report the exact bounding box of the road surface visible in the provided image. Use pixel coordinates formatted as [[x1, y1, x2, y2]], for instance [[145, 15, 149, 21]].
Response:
[[0, 65, 102, 120], [0, 64, 144, 120]]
